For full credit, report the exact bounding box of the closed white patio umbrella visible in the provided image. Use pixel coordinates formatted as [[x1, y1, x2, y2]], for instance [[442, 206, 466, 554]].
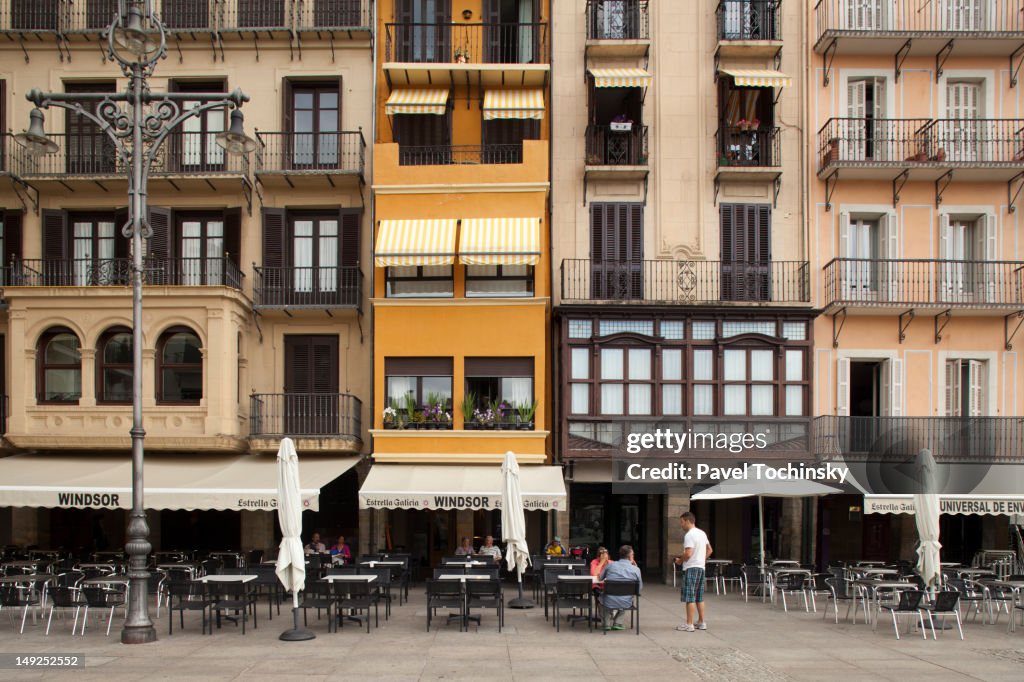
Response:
[[914, 449, 942, 589], [502, 451, 533, 608], [275, 438, 315, 641]]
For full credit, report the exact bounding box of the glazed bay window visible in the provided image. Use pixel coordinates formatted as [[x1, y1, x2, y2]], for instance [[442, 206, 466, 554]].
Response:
[[723, 348, 774, 416], [465, 358, 535, 428], [385, 357, 453, 428], [599, 347, 653, 415], [37, 328, 82, 404], [385, 265, 454, 298], [465, 264, 534, 297], [97, 328, 133, 404]]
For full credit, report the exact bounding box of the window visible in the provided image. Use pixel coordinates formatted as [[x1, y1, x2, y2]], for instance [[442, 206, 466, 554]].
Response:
[[37, 328, 81, 403], [238, 0, 286, 28], [940, 214, 994, 301], [170, 81, 226, 172], [590, 203, 643, 300], [261, 208, 360, 304], [0, 210, 24, 283], [481, 119, 540, 164], [178, 214, 225, 285], [286, 81, 341, 169], [41, 211, 129, 286], [394, 109, 453, 165], [64, 82, 117, 174], [158, 328, 202, 404], [465, 357, 534, 419], [465, 264, 534, 297], [394, 0, 452, 63], [385, 357, 453, 414], [720, 203, 771, 301], [846, 77, 886, 160], [283, 335, 339, 434], [12, 0, 60, 30], [386, 265, 454, 298], [945, 359, 987, 417], [599, 347, 652, 415], [97, 328, 132, 404], [590, 0, 644, 40], [945, 80, 982, 162]]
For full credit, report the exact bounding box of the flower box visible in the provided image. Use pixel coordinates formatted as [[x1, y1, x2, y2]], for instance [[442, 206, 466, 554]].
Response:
[[609, 121, 632, 132]]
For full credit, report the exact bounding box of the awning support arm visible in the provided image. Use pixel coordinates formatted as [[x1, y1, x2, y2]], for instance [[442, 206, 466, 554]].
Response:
[[1011, 42, 1024, 88], [935, 40, 954, 83], [825, 169, 839, 211]]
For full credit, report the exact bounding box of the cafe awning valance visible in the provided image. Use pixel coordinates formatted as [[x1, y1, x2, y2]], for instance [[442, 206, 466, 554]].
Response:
[[458, 217, 542, 266], [374, 219, 458, 267], [358, 464, 566, 511], [719, 68, 791, 89], [865, 494, 1024, 516], [588, 68, 651, 88], [0, 454, 360, 512], [384, 88, 450, 115], [482, 89, 545, 120]]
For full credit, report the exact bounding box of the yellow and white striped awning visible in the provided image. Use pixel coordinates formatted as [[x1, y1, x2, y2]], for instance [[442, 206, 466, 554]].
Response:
[[719, 69, 791, 89], [483, 89, 545, 121], [384, 88, 450, 116], [375, 219, 458, 267], [588, 68, 651, 88], [459, 218, 542, 266]]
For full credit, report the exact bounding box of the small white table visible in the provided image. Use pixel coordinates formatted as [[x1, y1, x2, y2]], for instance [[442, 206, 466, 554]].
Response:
[[322, 575, 376, 583], [196, 574, 257, 583], [558, 574, 596, 583], [360, 561, 405, 568], [438, 573, 492, 582]]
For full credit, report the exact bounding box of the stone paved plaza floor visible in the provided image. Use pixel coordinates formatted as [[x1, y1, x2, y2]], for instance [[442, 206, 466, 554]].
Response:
[[1, 583, 1023, 681]]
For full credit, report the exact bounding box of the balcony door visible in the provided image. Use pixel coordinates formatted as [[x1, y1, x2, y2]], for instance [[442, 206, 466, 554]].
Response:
[[846, 77, 886, 161], [284, 335, 339, 436], [179, 215, 224, 286], [843, 0, 886, 31], [395, 0, 451, 62], [172, 81, 226, 172], [393, 108, 452, 165], [590, 202, 643, 300], [722, 0, 773, 40], [162, 0, 211, 29], [65, 82, 117, 174], [87, 0, 118, 30], [484, 0, 539, 64], [594, 0, 641, 40], [720, 203, 770, 302], [945, 81, 982, 162], [292, 214, 340, 299], [41, 210, 128, 286], [287, 82, 341, 169], [939, 214, 995, 302], [943, 0, 987, 31]]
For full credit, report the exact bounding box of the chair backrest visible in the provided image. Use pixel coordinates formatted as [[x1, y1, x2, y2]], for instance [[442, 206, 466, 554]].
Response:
[[465, 567, 499, 578], [466, 579, 502, 598], [777, 573, 805, 590], [741, 566, 764, 583], [813, 573, 831, 590], [207, 580, 249, 599], [57, 570, 85, 588], [897, 589, 925, 611], [247, 549, 264, 565], [327, 566, 359, 576], [555, 580, 591, 597], [602, 580, 640, 597], [336, 580, 371, 598], [433, 568, 463, 579], [544, 567, 573, 585], [359, 567, 392, 582], [427, 580, 462, 597], [441, 556, 464, 565], [932, 590, 960, 612], [217, 567, 246, 575]]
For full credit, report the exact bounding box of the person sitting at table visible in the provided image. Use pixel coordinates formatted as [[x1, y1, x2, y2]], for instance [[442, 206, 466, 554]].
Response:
[[590, 546, 610, 622], [330, 535, 352, 563], [477, 535, 502, 562], [304, 532, 326, 555], [599, 545, 642, 631], [545, 536, 567, 556], [454, 537, 475, 556]]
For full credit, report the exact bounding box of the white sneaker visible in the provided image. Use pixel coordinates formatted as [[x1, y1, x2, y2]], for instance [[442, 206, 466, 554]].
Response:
[[695, 622, 708, 630], [675, 624, 695, 632]]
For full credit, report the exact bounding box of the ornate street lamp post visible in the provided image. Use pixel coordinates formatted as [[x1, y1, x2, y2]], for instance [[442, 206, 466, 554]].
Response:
[[14, 0, 255, 644]]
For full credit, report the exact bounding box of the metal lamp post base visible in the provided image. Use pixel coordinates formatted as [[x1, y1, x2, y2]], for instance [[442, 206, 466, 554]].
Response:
[[279, 607, 316, 641]]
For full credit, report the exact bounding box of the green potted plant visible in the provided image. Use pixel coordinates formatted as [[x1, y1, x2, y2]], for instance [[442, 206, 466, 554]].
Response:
[[461, 392, 477, 430], [454, 46, 470, 63], [403, 394, 418, 430], [515, 400, 538, 430]]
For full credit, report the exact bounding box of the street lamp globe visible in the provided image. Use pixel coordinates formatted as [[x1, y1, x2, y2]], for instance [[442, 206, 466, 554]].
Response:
[[112, 4, 160, 59], [216, 110, 258, 155], [13, 108, 60, 156]]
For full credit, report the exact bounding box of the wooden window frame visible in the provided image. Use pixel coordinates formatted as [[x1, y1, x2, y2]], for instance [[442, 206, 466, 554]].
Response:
[[156, 327, 203, 405], [96, 327, 133, 405], [385, 265, 455, 298], [384, 357, 453, 410], [464, 264, 535, 298], [37, 327, 82, 405]]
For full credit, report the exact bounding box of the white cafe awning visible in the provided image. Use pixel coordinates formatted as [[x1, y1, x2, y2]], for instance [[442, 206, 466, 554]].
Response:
[[359, 464, 566, 511], [0, 454, 360, 512], [865, 494, 1024, 516]]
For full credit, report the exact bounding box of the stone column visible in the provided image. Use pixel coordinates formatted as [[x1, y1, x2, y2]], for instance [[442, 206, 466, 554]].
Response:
[[78, 348, 97, 407], [779, 498, 803, 561], [664, 488, 691, 584]]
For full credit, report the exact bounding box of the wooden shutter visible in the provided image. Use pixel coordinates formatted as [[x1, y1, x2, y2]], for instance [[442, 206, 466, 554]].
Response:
[[589, 203, 606, 298], [968, 360, 985, 417], [720, 204, 737, 300], [262, 208, 287, 269], [0, 80, 5, 172], [339, 209, 361, 267], [147, 207, 172, 263], [888, 356, 903, 416], [113, 212, 130, 260], [436, 0, 451, 60], [223, 208, 242, 265], [945, 359, 961, 417], [880, 211, 898, 299], [281, 79, 294, 134], [627, 202, 643, 298], [3, 210, 22, 265], [285, 335, 339, 394], [484, 0, 501, 62], [836, 357, 850, 416], [42, 209, 68, 260], [396, 0, 414, 60]]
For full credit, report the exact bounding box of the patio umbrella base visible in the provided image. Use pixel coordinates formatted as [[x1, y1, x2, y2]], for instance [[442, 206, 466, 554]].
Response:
[[279, 607, 316, 641], [509, 597, 535, 609]]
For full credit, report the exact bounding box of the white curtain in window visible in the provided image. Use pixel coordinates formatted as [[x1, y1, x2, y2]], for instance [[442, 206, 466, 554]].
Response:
[[206, 221, 224, 285], [693, 349, 713, 381], [751, 350, 773, 381], [724, 350, 746, 381], [628, 348, 651, 380], [518, 0, 534, 63], [693, 385, 713, 416], [571, 384, 590, 414], [662, 385, 682, 415], [601, 384, 624, 414], [751, 385, 774, 415], [319, 220, 338, 292], [73, 222, 93, 286], [571, 348, 590, 379], [601, 349, 624, 380], [181, 221, 202, 285], [786, 385, 804, 416], [785, 350, 803, 381], [662, 349, 682, 380], [723, 385, 746, 415], [628, 384, 651, 415], [386, 377, 415, 405], [501, 378, 533, 406], [293, 220, 313, 292]]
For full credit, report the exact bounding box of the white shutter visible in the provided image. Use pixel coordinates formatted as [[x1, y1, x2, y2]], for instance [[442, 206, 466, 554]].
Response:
[[982, 214, 997, 260], [839, 212, 852, 299], [980, 214, 997, 301], [847, 80, 867, 160], [939, 213, 953, 300], [882, 211, 899, 300], [945, 359, 961, 417], [968, 359, 986, 417], [836, 357, 851, 417], [888, 357, 904, 417]]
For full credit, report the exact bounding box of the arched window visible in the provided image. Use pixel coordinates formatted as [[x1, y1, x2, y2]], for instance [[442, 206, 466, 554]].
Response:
[[37, 328, 82, 403], [157, 328, 202, 404], [97, 327, 132, 404]]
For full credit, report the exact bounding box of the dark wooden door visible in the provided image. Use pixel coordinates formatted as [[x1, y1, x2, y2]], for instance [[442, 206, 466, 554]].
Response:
[[65, 83, 117, 174], [284, 335, 339, 436], [395, 0, 451, 62], [720, 203, 771, 301], [590, 202, 643, 300]]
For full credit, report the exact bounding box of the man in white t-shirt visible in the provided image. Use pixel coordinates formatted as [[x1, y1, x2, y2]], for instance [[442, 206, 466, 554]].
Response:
[[674, 511, 712, 632]]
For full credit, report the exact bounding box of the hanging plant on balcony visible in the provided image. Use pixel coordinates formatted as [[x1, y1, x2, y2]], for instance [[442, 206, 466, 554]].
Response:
[[454, 46, 471, 63]]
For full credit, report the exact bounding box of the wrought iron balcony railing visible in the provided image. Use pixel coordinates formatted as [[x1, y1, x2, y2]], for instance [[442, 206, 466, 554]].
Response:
[[815, 0, 1024, 41], [398, 144, 525, 166], [717, 126, 781, 168], [249, 392, 362, 439], [384, 22, 549, 64], [717, 0, 781, 41], [823, 258, 1024, 309], [3, 257, 243, 289], [814, 416, 1024, 464], [586, 0, 649, 41], [819, 118, 1024, 173], [566, 416, 813, 457], [256, 131, 366, 175], [561, 259, 811, 303], [585, 125, 649, 166], [252, 265, 362, 310]]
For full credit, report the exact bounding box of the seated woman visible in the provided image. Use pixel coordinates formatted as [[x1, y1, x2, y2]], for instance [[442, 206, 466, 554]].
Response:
[[590, 546, 610, 621], [454, 536, 475, 556], [330, 535, 352, 564]]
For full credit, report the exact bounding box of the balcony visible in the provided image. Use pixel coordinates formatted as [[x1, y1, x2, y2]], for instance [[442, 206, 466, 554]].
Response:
[[2, 257, 243, 290], [372, 140, 548, 187], [814, 415, 1024, 464], [585, 0, 650, 58], [823, 258, 1024, 312], [255, 131, 366, 188], [251, 265, 362, 311], [716, 0, 783, 60], [560, 259, 811, 305], [566, 416, 813, 460], [716, 125, 782, 183], [383, 22, 550, 88], [249, 392, 362, 453], [398, 143, 527, 167]]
